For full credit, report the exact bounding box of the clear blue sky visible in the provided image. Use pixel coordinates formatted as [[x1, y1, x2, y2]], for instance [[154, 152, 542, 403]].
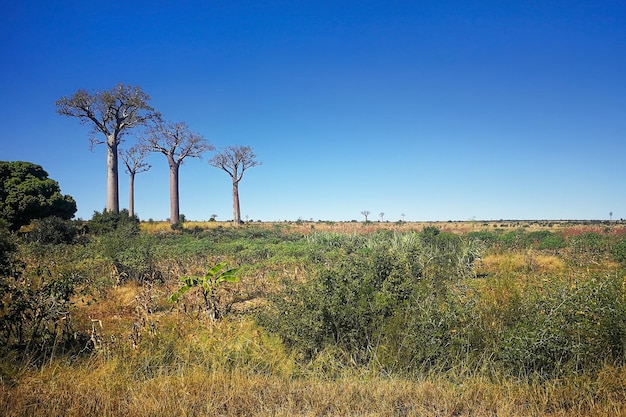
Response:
[[2, 1, 625, 222]]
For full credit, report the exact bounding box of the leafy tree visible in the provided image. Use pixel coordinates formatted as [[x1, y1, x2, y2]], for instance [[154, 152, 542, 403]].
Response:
[[142, 121, 213, 224], [209, 146, 260, 225], [120, 145, 151, 217], [56, 84, 159, 213], [0, 161, 76, 231]]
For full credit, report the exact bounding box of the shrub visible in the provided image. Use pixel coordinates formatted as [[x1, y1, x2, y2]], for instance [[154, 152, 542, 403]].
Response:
[[611, 237, 626, 265], [497, 275, 626, 378], [21, 216, 84, 245], [260, 231, 483, 370], [88, 209, 140, 236], [0, 262, 86, 366]]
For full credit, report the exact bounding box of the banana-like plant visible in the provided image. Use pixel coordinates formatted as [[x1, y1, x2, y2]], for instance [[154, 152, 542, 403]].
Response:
[[169, 261, 239, 320]]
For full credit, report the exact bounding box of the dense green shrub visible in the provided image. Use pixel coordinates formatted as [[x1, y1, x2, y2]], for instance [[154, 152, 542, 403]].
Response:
[[88, 209, 140, 235], [497, 275, 626, 378], [259, 230, 482, 368], [21, 217, 85, 245]]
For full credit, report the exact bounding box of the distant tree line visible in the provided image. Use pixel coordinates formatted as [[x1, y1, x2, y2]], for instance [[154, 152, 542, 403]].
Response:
[[56, 83, 260, 225]]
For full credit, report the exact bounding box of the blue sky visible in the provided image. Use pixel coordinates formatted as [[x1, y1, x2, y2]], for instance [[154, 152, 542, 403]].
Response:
[[1, 1, 625, 222]]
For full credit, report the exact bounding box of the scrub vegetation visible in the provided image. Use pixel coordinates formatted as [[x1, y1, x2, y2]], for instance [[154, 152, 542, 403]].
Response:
[[2, 216, 626, 416]]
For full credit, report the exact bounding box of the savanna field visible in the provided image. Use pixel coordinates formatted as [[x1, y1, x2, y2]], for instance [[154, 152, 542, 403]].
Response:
[[2, 216, 626, 416]]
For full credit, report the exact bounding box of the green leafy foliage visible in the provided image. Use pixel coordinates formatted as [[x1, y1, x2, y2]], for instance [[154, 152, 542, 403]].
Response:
[[88, 209, 140, 235], [260, 230, 482, 367], [0, 161, 77, 231], [21, 217, 85, 245], [169, 261, 239, 320]]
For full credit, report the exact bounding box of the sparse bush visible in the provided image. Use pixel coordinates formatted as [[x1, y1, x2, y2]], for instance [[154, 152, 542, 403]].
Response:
[[0, 260, 86, 366]]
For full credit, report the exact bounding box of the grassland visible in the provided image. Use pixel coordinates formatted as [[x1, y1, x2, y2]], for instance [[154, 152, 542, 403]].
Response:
[[1, 219, 626, 416]]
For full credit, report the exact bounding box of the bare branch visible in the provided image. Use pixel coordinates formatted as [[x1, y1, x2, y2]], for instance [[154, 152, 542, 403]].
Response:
[[208, 145, 261, 183]]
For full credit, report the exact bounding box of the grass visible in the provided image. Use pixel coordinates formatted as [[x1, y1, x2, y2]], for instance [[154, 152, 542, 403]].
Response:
[[2, 221, 626, 416], [3, 352, 626, 416]]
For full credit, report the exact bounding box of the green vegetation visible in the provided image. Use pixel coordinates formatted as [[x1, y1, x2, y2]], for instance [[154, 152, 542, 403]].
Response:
[[1, 221, 626, 416], [169, 261, 239, 320], [0, 161, 77, 231]]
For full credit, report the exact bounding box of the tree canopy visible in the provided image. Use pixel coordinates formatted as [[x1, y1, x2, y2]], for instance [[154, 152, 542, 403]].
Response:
[[0, 161, 77, 231]]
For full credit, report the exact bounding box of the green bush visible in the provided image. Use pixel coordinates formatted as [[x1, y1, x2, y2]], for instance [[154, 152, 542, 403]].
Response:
[[259, 231, 483, 370], [88, 209, 140, 236], [21, 217, 84, 245], [611, 237, 626, 264], [497, 275, 626, 378]]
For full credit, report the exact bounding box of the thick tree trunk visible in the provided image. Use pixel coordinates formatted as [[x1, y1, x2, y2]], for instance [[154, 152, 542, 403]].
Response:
[[169, 158, 180, 224], [106, 138, 120, 213], [232, 180, 241, 225], [129, 172, 135, 217]]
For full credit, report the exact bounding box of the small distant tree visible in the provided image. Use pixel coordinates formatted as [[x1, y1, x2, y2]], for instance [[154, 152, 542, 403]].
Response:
[[120, 145, 151, 217], [142, 121, 213, 225], [209, 146, 260, 225], [361, 211, 370, 221], [379, 212, 385, 222], [0, 161, 77, 231], [610, 211, 613, 221], [56, 84, 159, 213]]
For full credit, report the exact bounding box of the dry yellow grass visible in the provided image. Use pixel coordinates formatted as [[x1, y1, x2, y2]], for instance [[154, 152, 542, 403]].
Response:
[[480, 252, 565, 275], [3, 361, 626, 417], [141, 219, 626, 236]]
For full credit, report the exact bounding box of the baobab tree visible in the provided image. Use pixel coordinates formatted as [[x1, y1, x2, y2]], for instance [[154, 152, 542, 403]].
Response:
[[56, 84, 159, 213], [142, 121, 213, 224], [379, 212, 385, 222], [120, 145, 151, 217], [209, 145, 260, 225], [361, 211, 370, 221]]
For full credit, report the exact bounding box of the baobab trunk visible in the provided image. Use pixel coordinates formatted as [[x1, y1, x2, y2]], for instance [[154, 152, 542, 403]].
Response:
[[169, 157, 180, 224], [106, 140, 120, 213], [128, 171, 136, 217], [232, 180, 241, 225]]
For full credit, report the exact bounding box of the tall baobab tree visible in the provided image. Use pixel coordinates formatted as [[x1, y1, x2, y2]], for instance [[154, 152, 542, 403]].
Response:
[[56, 84, 159, 213], [143, 121, 213, 224], [209, 145, 260, 225], [361, 211, 370, 221], [120, 145, 151, 217]]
